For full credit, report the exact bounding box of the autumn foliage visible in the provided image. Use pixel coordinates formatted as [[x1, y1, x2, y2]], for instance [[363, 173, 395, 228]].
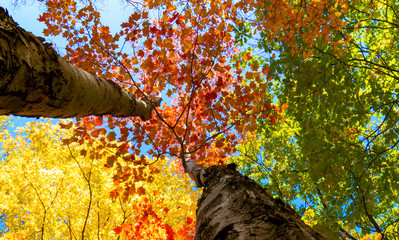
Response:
[[2, 0, 280, 238], [2, 0, 398, 238], [0, 118, 197, 239], [35, 0, 281, 206], [230, 0, 399, 238]]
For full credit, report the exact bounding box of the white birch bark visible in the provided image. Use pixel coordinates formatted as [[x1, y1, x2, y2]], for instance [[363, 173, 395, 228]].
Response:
[[0, 7, 160, 119], [186, 161, 329, 239]]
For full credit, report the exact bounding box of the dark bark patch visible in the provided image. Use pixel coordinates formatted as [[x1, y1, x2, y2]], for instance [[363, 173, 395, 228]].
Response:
[[195, 165, 329, 240]]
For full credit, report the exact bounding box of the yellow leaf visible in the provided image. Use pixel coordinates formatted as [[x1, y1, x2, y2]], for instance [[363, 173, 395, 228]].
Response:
[[132, 57, 139, 64], [182, 41, 193, 53]]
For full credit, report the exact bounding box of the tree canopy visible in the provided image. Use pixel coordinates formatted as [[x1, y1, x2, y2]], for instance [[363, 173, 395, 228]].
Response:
[[1, 0, 398, 239], [231, 0, 399, 238], [0, 118, 197, 239]]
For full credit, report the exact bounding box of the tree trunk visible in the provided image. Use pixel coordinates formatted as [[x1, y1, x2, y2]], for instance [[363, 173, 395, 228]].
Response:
[[0, 7, 160, 119], [187, 161, 329, 239]]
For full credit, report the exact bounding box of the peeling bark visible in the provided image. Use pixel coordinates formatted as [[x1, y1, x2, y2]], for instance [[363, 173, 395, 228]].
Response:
[[188, 162, 329, 239], [0, 7, 160, 119]]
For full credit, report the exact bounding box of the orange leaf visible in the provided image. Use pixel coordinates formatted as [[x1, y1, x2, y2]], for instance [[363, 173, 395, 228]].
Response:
[[107, 155, 116, 167], [80, 149, 87, 157], [337, 49, 343, 57], [59, 121, 73, 129], [186, 217, 193, 225], [110, 189, 119, 199], [215, 140, 224, 148], [270, 116, 276, 125], [137, 186, 146, 195], [107, 131, 116, 141], [243, 53, 252, 62], [114, 226, 122, 234]]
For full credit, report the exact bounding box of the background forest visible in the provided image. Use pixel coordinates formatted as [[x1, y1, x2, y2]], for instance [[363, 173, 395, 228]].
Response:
[[1, 0, 399, 239]]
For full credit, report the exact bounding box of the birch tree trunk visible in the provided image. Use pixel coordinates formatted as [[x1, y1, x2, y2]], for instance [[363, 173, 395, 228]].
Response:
[[186, 161, 329, 239], [0, 7, 160, 119]]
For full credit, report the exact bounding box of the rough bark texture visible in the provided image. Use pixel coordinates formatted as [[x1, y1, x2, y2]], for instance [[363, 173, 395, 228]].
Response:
[[0, 7, 160, 119], [194, 165, 329, 240]]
